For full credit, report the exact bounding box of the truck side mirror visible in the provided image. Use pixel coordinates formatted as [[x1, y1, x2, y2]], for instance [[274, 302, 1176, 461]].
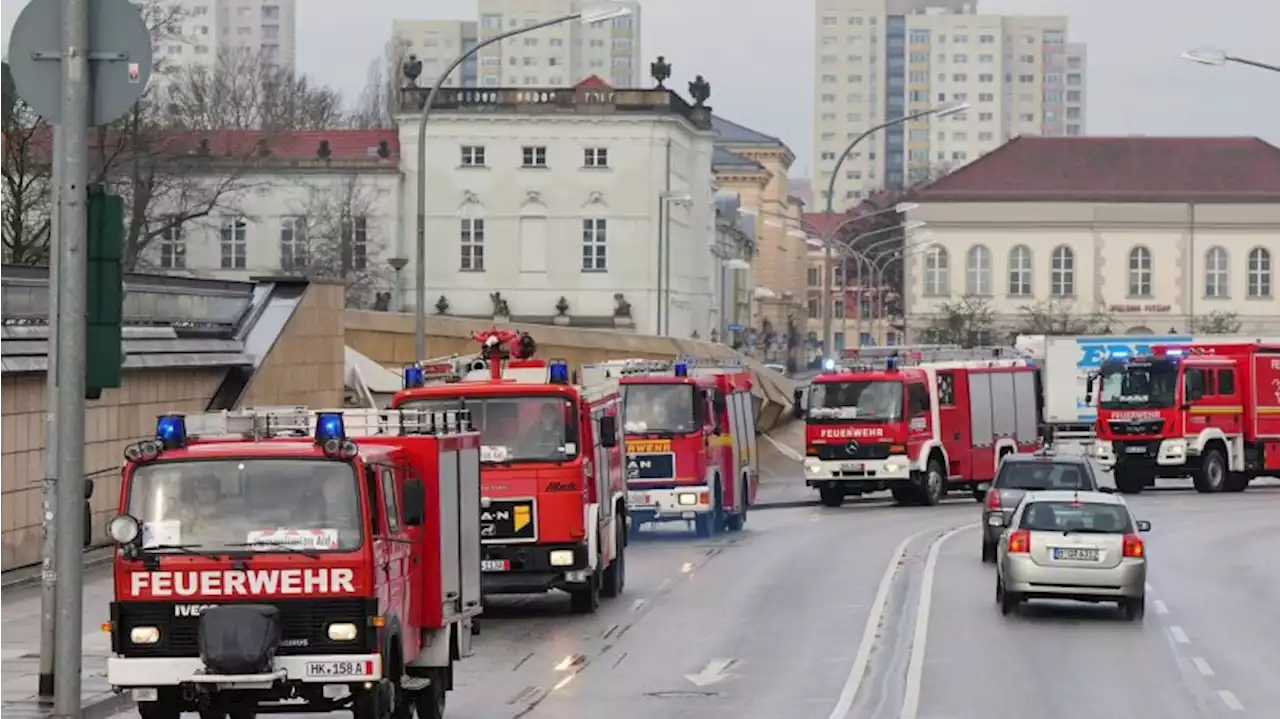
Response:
[[83, 501, 93, 548], [792, 388, 805, 419], [85, 477, 95, 499], [402, 478, 426, 526], [599, 415, 618, 448]]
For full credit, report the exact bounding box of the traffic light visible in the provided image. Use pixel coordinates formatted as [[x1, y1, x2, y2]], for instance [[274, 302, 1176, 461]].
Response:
[[85, 185, 124, 400]]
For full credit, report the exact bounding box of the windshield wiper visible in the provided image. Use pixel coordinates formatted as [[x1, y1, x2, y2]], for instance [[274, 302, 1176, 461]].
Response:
[[140, 543, 214, 558], [224, 542, 321, 558]]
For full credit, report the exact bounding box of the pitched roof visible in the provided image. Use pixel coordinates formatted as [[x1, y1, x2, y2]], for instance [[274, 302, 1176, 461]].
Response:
[[914, 136, 1280, 203], [712, 146, 765, 172], [2, 128, 400, 165], [575, 75, 611, 90], [711, 114, 782, 146]]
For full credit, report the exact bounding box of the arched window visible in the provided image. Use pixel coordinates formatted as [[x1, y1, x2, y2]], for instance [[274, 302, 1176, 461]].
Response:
[[1127, 246, 1152, 297], [965, 245, 992, 295], [1008, 245, 1032, 296], [924, 246, 950, 296], [1204, 247, 1229, 298], [1050, 245, 1075, 297], [1248, 247, 1273, 298]]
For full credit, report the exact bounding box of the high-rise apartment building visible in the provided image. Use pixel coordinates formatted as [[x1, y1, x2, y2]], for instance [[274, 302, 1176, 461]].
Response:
[[813, 0, 1087, 208], [156, 0, 297, 70], [392, 0, 642, 89]]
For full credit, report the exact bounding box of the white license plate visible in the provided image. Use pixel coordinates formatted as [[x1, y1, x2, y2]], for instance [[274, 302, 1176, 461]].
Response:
[[1052, 547, 1100, 561], [306, 660, 371, 678], [1126, 446, 1147, 454], [130, 688, 159, 702], [840, 463, 861, 471], [481, 559, 510, 572]]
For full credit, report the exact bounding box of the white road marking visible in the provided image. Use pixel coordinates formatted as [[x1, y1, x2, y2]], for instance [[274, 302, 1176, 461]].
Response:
[[825, 524, 966, 719], [657, 579, 672, 591], [1217, 690, 1244, 711], [630, 598, 647, 612], [684, 658, 737, 687], [1169, 626, 1190, 644], [1153, 600, 1169, 615], [762, 432, 804, 462], [1191, 657, 1215, 676], [899, 524, 977, 719]]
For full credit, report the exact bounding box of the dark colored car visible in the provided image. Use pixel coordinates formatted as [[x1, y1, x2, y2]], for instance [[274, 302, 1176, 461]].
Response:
[[980, 450, 1114, 563]]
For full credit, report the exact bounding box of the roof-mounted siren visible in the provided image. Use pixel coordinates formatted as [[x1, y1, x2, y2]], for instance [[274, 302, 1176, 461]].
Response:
[[884, 355, 900, 372], [403, 364, 425, 389], [673, 361, 689, 377], [548, 359, 570, 384], [315, 411, 359, 459], [156, 414, 188, 450]]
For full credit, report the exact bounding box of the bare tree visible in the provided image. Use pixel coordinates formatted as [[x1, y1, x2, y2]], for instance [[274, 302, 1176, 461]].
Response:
[[349, 38, 412, 130], [1016, 300, 1111, 335], [2, 65, 52, 265], [1193, 310, 1242, 334], [161, 47, 345, 131], [922, 295, 997, 347], [281, 174, 393, 308]]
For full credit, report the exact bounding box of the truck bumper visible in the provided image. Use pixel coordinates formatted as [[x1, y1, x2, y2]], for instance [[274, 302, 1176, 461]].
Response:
[[108, 653, 382, 689], [626, 486, 712, 524], [480, 542, 591, 595], [1100, 439, 1190, 472], [802, 455, 912, 486]]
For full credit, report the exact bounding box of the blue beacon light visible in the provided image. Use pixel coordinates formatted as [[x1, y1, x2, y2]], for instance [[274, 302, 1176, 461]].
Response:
[[673, 362, 689, 377], [548, 360, 569, 384], [885, 356, 899, 371], [155, 414, 188, 449], [403, 364, 425, 389], [315, 412, 347, 443]]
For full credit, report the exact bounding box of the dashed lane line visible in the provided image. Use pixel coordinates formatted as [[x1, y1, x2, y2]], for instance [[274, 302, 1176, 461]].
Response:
[[1218, 690, 1244, 711], [1191, 657, 1215, 677], [1153, 600, 1169, 615], [899, 524, 976, 719], [1169, 625, 1191, 644]]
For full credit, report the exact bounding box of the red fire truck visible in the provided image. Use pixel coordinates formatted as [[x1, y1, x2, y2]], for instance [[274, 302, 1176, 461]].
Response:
[[391, 330, 627, 614], [795, 348, 1044, 507], [104, 407, 482, 719], [586, 358, 758, 538], [1090, 340, 1280, 494]]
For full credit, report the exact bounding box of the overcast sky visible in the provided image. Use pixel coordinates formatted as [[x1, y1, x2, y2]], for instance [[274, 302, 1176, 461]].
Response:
[[4, 0, 1277, 177]]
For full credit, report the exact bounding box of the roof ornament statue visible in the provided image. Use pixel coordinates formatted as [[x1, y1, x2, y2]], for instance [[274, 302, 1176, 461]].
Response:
[[402, 54, 423, 85], [650, 56, 672, 89], [688, 75, 711, 106]]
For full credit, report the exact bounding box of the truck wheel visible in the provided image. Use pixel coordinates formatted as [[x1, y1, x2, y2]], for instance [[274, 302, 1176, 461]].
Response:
[[1193, 448, 1227, 493], [890, 485, 915, 505], [569, 568, 601, 614], [1223, 471, 1250, 493], [139, 696, 181, 719], [352, 684, 389, 719], [601, 524, 626, 598], [918, 457, 946, 506], [818, 487, 845, 507], [1115, 471, 1145, 494], [412, 671, 447, 719], [725, 478, 747, 531]]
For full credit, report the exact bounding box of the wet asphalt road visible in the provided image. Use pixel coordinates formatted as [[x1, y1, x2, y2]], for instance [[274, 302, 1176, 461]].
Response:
[[93, 426, 1279, 719]]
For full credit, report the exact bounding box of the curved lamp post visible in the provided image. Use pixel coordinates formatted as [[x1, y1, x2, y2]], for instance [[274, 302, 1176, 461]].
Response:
[[1182, 48, 1280, 73], [820, 100, 969, 361], [411, 3, 634, 361]]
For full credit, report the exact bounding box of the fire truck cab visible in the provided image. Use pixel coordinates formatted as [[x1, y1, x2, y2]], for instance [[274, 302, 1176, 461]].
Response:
[[796, 347, 1044, 507], [391, 330, 627, 614], [1091, 341, 1280, 494], [105, 407, 482, 719], [592, 358, 758, 538]]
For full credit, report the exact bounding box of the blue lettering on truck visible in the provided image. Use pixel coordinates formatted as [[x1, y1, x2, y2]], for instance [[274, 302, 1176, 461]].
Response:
[[1071, 336, 1190, 420]]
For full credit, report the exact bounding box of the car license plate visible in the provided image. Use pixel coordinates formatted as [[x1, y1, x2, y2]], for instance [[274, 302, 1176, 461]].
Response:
[[1126, 446, 1147, 454], [840, 462, 861, 472], [130, 688, 159, 702], [306, 660, 371, 678], [481, 559, 510, 572], [1052, 547, 1100, 561]]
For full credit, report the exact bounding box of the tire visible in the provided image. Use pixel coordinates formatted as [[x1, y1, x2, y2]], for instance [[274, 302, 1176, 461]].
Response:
[[1193, 448, 1227, 493], [725, 478, 747, 532], [981, 540, 996, 564], [352, 683, 389, 719], [997, 576, 1020, 616], [139, 698, 181, 719], [1223, 471, 1250, 493], [694, 513, 715, 538], [1122, 595, 1145, 622], [569, 568, 601, 614], [889, 485, 915, 505], [601, 524, 625, 598], [818, 487, 845, 507], [1115, 471, 1145, 495], [918, 456, 946, 506], [412, 671, 447, 719]]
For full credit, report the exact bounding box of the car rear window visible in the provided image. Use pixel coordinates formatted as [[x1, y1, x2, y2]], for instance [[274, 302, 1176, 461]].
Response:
[[994, 462, 1094, 491], [1018, 501, 1132, 534]]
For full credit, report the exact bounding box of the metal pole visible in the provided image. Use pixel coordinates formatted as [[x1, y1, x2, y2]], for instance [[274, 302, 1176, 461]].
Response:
[[38, 124, 63, 701], [414, 12, 583, 362], [655, 201, 664, 335], [53, 0, 90, 714], [662, 206, 673, 335], [1226, 55, 1280, 72]]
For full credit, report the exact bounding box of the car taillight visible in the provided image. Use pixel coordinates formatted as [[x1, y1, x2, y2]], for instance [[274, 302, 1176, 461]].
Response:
[[986, 490, 1001, 509], [1007, 529, 1030, 553], [1122, 534, 1144, 558]]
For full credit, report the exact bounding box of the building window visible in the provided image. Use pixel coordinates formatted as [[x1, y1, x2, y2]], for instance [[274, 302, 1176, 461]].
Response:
[[1050, 245, 1075, 297], [923, 246, 949, 296], [964, 245, 991, 295], [460, 145, 485, 166], [1205, 246, 1229, 297], [340, 217, 368, 271], [460, 218, 484, 271], [583, 147, 608, 168], [522, 146, 547, 167], [1248, 247, 1273, 297], [158, 225, 186, 270], [807, 298, 820, 318], [582, 218, 607, 271], [280, 216, 307, 271], [1127, 246, 1152, 297], [833, 299, 845, 319], [219, 217, 247, 269], [807, 266, 820, 287], [1008, 245, 1032, 296]]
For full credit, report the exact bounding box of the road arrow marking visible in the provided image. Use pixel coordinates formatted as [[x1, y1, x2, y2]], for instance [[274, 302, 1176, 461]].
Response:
[[684, 658, 736, 687]]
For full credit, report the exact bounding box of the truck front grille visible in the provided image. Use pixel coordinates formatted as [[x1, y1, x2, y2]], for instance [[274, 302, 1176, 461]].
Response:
[[814, 443, 893, 462]]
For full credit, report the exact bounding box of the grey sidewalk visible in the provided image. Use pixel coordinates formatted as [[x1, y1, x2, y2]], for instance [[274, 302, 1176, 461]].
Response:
[[1, 562, 133, 719]]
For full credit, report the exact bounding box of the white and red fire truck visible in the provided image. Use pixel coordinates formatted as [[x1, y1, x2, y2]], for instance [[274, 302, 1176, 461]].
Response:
[[795, 347, 1044, 507]]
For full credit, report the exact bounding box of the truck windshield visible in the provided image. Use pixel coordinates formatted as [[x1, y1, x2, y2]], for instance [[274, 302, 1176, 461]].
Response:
[[1099, 360, 1177, 410], [398, 395, 579, 463], [622, 384, 697, 434], [807, 381, 903, 421], [126, 460, 362, 553]]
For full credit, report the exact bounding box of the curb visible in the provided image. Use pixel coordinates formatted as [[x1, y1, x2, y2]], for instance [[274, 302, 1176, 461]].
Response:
[[754, 499, 818, 511], [85, 691, 134, 719], [2, 547, 115, 591]]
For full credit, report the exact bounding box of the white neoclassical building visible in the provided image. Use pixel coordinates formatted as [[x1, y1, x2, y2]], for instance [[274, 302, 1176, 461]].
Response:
[[902, 136, 1280, 338]]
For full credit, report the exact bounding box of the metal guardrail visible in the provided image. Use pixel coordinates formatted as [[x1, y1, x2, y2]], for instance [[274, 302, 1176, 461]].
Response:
[[1, 264, 255, 329]]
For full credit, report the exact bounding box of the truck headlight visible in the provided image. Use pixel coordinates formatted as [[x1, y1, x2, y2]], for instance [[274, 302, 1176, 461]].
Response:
[[883, 462, 901, 473], [677, 493, 698, 506], [130, 626, 160, 644], [549, 550, 575, 567], [327, 623, 358, 641], [804, 460, 821, 474]]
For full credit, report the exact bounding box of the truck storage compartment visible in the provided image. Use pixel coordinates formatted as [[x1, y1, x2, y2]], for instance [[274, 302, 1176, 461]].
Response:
[[198, 605, 281, 674]]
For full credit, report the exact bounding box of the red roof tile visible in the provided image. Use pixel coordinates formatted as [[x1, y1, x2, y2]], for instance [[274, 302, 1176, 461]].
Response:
[[575, 75, 611, 90], [914, 136, 1280, 203]]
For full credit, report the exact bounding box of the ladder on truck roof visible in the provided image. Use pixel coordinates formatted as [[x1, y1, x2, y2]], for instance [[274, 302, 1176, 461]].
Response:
[[179, 407, 475, 440], [842, 344, 961, 359], [841, 345, 1025, 365]]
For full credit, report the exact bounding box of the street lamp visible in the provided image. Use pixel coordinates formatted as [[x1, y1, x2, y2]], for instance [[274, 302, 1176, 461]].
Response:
[[411, 3, 635, 361], [1181, 48, 1280, 73], [657, 190, 694, 335], [820, 100, 968, 361]]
